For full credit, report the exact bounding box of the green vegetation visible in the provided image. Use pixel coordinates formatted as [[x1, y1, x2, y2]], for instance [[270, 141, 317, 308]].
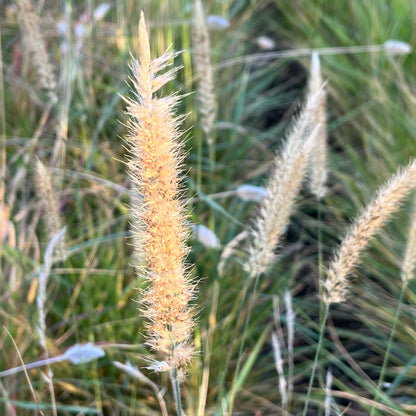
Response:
[[1, 1, 416, 415]]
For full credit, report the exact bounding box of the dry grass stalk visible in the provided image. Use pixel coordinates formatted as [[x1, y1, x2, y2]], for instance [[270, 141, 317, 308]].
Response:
[[15, 0, 57, 103], [284, 290, 295, 400], [192, 0, 217, 146], [324, 369, 333, 416], [36, 226, 66, 416], [124, 12, 195, 372], [271, 331, 288, 409], [308, 51, 328, 199], [324, 160, 416, 304], [401, 196, 416, 284], [247, 89, 322, 276], [35, 159, 65, 257]]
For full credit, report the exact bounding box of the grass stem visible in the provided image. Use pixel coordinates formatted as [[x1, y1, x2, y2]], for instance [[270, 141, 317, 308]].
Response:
[[228, 271, 261, 414], [302, 304, 330, 416], [370, 283, 407, 416], [171, 368, 183, 416]]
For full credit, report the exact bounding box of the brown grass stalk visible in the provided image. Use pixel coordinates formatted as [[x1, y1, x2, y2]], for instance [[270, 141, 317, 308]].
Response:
[[324, 159, 416, 304], [124, 12, 195, 372]]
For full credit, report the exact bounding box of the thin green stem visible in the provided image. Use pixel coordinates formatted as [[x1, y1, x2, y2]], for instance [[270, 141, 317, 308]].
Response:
[[170, 368, 183, 416], [228, 272, 261, 414], [216, 272, 252, 406], [302, 304, 330, 416], [370, 283, 407, 416]]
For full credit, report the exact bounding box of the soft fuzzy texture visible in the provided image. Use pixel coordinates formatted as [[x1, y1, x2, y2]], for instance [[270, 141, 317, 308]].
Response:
[[247, 88, 322, 277], [124, 12, 195, 371], [401, 197, 416, 284], [35, 159, 65, 257], [307, 51, 328, 200], [192, 0, 217, 146], [325, 160, 416, 304], [16, 0, 57, 102]]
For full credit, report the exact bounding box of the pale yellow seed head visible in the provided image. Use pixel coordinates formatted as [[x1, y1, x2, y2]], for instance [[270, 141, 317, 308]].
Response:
[[125, 12, 195, 372], [324, 160, 416, 304]]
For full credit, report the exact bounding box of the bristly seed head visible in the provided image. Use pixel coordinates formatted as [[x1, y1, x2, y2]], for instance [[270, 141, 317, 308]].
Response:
[[124, 11, 195, 372]]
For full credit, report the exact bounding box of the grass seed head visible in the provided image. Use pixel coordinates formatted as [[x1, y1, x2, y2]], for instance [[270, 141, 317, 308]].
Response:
[[324, 159, 416, 304], [125, 12, 195, 372]]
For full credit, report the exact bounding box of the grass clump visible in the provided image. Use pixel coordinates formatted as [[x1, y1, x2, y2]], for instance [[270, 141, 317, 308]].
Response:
[[1, 1, 416, 415]]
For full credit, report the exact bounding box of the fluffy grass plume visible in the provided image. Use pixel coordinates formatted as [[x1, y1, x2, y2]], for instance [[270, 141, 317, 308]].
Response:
[[35, 159, 65, 256], [192, 0, 217, 146], [324, 160, 416, 304], [15, 0, 56, 102], [247, 90, 322, 276], [124, 12, 195, 372], [401, 197, 416, 284], [308, 51, 328, 200]]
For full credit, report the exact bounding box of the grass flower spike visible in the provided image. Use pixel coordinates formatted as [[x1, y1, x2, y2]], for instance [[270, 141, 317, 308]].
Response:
[[248, 89, 322, 276], [35, 159, 66, 257], [16, 0, 57, 102], [401, 197, 416, 284], [124, 12, 195, 373], [324, 159, 416, 304], [192, 0, 217, 148], [308, 51, 328, 200]]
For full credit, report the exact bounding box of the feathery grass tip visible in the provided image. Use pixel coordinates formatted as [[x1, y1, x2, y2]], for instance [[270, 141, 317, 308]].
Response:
[[16, 0, 57, 102], [124, 12, 195, 372], [192, 0, 217, 146], [401, 197, 416, 284], [247, 87, 323, 276], [324, 159, 416, 304], [308, 51, 328, 200], [35, 159, 66, 257]]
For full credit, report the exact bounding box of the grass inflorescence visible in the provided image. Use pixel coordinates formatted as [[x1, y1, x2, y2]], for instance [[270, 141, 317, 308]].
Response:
[[1, 1, 416, 415]]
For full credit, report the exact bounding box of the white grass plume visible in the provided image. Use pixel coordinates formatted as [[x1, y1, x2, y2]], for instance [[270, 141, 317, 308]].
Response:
[[247, 88, 322, 276], [192, 0, 217, 146], [307, 51, 328, 199]]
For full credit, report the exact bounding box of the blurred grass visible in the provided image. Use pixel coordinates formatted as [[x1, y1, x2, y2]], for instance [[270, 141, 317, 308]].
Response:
[[1, 0, 416, 415]]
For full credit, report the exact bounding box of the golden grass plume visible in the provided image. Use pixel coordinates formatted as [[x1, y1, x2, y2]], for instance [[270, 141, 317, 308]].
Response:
[[324, 159, 416, 304], [124, 12, 195, 372], [401, 196, 416, 284]]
